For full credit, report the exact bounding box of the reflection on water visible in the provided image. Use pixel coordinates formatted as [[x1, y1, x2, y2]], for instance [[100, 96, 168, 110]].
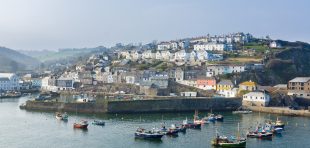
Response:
[[1, 95, 310, 148]]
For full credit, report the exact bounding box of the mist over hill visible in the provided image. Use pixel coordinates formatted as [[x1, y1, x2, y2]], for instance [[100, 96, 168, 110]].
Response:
[[0, 47, 40, 72]]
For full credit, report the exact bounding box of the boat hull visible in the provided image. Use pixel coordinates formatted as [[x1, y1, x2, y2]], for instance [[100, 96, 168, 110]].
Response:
[[134, 133, 164, 139], [214, 141, 246, 148], [74, 123, 88, 129]]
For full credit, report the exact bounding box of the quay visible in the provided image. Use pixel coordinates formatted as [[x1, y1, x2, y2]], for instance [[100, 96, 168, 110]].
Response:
[[20, 97, 241, 113], [246, 106, 310, 117]]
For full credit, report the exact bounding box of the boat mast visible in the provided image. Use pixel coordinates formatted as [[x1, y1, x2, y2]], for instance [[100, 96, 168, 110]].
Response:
[[237, 123, 240, 141]]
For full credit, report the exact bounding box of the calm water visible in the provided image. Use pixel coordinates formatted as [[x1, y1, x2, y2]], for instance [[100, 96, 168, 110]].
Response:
[[1, 96, 310, 148]]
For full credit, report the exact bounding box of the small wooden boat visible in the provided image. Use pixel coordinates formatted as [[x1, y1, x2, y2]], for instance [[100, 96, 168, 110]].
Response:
[[92, 120, 105, 126], [211, 123, 246, 148], [73, 120, 89, 129], [135, 128, 164, 139], [55, 112, 68, 120]]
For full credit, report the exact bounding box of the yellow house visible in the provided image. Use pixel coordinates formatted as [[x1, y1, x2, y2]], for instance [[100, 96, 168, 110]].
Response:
[[216, 80, 234, 91], [238, 80, 257, 92]]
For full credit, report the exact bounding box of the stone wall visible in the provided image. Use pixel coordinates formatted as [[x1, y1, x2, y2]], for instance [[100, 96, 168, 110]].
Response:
[[107, 98, 241, 113], [23, 101, 107, 113], [22, 97, 242, 114]]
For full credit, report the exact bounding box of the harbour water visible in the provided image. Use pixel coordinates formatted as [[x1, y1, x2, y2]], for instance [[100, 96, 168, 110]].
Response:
[[1, 95, 310, 148]]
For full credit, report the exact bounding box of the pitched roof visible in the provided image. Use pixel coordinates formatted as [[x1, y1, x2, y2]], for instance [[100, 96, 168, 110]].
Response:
[[0, 73, 15, 78], [289, 77, 310, 83], [218, 80, 234, 86], [239, 81, 257, 86]]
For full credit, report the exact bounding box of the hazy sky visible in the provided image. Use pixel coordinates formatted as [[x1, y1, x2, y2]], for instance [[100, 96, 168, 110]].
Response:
[[0, 0, 309, 51]]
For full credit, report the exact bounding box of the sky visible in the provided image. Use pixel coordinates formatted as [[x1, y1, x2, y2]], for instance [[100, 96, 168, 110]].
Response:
[[0, 0, 309, 51]]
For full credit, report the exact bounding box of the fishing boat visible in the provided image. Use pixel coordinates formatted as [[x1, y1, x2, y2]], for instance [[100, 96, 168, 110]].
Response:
[[215, 114, 224, 121], [182, 118, 201, 129], [176, 124, 187, 133], [161, 125, 179, 136], [135, 128, 164, 139], [92, 120, 105, 126], [264, 122, 283, 134], [55, 112, 68, 120], [246, 131, 273, 138], [73, 120, 89, 129], [246, 125, 273, 139], [211, 123, 246, 148], [273, 117, 285, 128]]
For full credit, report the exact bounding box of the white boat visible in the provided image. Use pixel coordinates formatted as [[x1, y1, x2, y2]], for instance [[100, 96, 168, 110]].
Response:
[[55, 112, 68, 120]]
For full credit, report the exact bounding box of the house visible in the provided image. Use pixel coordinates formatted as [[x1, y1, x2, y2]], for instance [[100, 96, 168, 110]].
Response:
[[178, 40, 190, 49], [216, 80, 234, 91], [239, 80, 257, 92], [207, 65, 245, 76], [142, 50, 155, 59], [242, 91, 270, 107], [269, 41, 281, 48], [287, 77, 310, 98], [31, 78, 42, 88], [161, 50, 171, 61], [216, 80, 237, 98], [194, 43, 229, 51], [175, 68, 184, 81], [171, 42, 178, 50], [157, 42, 171, 50], [41, 76, 58, 92], [180, 92, 197, 97], [196, 50, 209, 61], [56, 77, 74, 91], [131, 50, 142, 60], [0, 73, 20, 91], [196, 77, 216, 90], [188, 51, 197, 61], [174, 50, 189, 61]]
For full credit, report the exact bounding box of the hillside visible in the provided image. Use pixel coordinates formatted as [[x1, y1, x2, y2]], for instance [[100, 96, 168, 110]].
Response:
[[20, 46, 108, 62], [0, 47, 40, 72]]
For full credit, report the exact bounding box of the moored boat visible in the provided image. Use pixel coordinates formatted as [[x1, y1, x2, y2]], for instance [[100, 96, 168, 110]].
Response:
[[273, 117, 285, 128], [73, 120, 89, 129], [135, 128, 164, 139], [211, 123, 246, 148], [176, 125, 187, 133], [92, 120, 105, 126], [232, 110, 252, 114], [182, 118, 201, 129], [55, 112, 68, 120], [215, 114, 224, 121], [246, 131, 273, 139]]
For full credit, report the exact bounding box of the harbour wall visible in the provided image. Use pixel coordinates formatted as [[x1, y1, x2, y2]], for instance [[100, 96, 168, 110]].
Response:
[[22, 101, 108, 113], [246, 106, 310, 117], [21, 97, 242, 113], [107, 98, 241, 113]]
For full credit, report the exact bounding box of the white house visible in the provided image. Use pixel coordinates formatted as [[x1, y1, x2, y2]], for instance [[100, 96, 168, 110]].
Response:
[[180, 92, 197, 97], [242, 91, 270, 107], [0, 73, 20, 91], [161, 50, 171, 61], [157, 42, 171, 50], [174, 50, 189, 61], [197, 50, 209, 61], [142, 50, 155, 59], [125, 75, 135, 84], [194, 43, 228, 51], [171, 42, 178, 50], [269, 41, 281, 48], [218, 88, 238, 98]]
